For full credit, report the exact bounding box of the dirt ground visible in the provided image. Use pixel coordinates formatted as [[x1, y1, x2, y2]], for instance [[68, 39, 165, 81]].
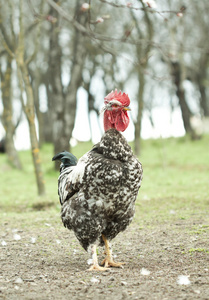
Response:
[[0, 212, 209, 300]]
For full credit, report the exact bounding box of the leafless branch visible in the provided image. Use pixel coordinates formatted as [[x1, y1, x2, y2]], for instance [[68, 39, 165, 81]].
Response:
[[45, 0, 154, 46], [44, 0, 194, 53], [0, 3, 14, 56], [27, 0, 40, 18], [0, 34, 14, 57], [0, 50, 7, 57], [25, 0, 44, 65], [41, 0, 209, 59], [99, 0, 185, 15]]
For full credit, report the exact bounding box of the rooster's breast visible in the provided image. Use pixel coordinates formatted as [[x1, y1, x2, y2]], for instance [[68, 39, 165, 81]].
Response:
[[80, 153, 142, 217], [82, 155, 123, 202]]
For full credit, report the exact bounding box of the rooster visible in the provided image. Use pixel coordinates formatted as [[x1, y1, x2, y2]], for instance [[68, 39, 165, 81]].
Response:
[[52, 90, 143, 271]]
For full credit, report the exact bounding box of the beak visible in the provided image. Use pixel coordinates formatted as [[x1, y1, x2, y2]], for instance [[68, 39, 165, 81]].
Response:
[[123, 106, 131, 111]]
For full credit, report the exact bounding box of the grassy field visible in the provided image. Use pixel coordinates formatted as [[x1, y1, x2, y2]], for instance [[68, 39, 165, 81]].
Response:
[[0, 135, 208, 222], [0, 135, 209, 299]]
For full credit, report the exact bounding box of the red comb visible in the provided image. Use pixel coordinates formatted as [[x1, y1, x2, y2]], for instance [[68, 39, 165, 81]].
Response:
[[104, 89, 130, 106]]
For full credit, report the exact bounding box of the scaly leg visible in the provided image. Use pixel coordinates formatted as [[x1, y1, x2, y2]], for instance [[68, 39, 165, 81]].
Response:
[[101, 234, 125, 268], [88, 244, 108, 271]]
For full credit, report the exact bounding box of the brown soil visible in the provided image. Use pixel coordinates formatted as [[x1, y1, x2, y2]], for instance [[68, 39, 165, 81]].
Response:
[[0, 214, 209, 300]]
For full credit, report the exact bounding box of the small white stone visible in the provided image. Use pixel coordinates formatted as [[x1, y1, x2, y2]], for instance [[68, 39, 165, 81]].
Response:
[[44, 223, 51, 227], [13, 234, 21, 241], [15, 278, 24, 284], [87, 258, 93, 265], [140, 268, 151, 276], [177, 275, 191, 285], [31, 237, 36, 244], [14, 285, 20, 290], [1, 240, 7, 246], [90, 277, 100, 284]]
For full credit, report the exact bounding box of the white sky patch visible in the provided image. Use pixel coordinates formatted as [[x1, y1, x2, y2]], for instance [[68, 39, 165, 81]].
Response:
[[39, 85, 48, 113], [0, 88, 186, 149], [72, 87, 91, 141], [177, 275, 191, 285], [141, 106, 185, 139]]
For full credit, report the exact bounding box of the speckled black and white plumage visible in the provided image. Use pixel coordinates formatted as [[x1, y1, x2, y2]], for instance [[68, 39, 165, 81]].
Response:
[[56, 128, 143, 252]]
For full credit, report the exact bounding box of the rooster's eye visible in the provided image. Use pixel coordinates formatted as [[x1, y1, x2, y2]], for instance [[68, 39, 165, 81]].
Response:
[[112, 104, 119, 108]]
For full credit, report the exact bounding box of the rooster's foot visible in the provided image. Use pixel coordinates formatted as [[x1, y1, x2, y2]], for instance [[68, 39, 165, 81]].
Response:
[[88, 264, 108, 271], [88, 244, 109, 271], [101, 234, 125, 268], [101, 258, 125, 268]]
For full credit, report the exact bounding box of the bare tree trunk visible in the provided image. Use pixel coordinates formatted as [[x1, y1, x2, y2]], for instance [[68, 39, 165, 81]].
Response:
[[0, 56, 22, 169], [43, 75, 53, 143], [62, 1, 89, 150], [48, 0, 88, 169], [198, 79, 209, 117], [16, 0, 45, 196], [134, 70, 145, 155], [17, 64, 46, 196], [131, 3, 153, 156], [32, 72, 45, 147], [48, 2, 66, 154], [0, 0, 45, 195], [171, 62, 194, 134], [196, 55, 209, 117]]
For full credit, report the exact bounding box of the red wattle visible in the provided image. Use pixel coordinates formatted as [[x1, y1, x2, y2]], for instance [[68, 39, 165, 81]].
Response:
[[104, 110, 129, 132]]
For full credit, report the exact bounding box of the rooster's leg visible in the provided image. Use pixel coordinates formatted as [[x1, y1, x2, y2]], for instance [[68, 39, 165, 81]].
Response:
[[88, 244, 108, 271], [101, 234, 125, 268]]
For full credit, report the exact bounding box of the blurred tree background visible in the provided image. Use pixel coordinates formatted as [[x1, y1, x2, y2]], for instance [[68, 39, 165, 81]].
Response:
[[0, 0, 209, 195]]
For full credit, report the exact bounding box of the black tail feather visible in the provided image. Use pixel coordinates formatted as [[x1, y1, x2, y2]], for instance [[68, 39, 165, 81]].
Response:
[[52, 151, 77, 167]]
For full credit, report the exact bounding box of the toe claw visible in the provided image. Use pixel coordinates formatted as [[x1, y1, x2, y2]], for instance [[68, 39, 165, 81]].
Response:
[[101, 259, 126, 268], [88, 264, 109, 272]]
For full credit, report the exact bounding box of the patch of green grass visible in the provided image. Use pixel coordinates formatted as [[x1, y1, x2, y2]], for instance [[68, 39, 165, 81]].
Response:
[[134, 135, 209, 225], [189, 248, 209, 254], [0, 135, 209, 230], [189, 224, 209, 235]]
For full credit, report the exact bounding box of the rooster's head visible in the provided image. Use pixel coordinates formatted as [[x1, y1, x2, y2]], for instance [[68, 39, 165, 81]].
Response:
[[103, 89, 131, 132]]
